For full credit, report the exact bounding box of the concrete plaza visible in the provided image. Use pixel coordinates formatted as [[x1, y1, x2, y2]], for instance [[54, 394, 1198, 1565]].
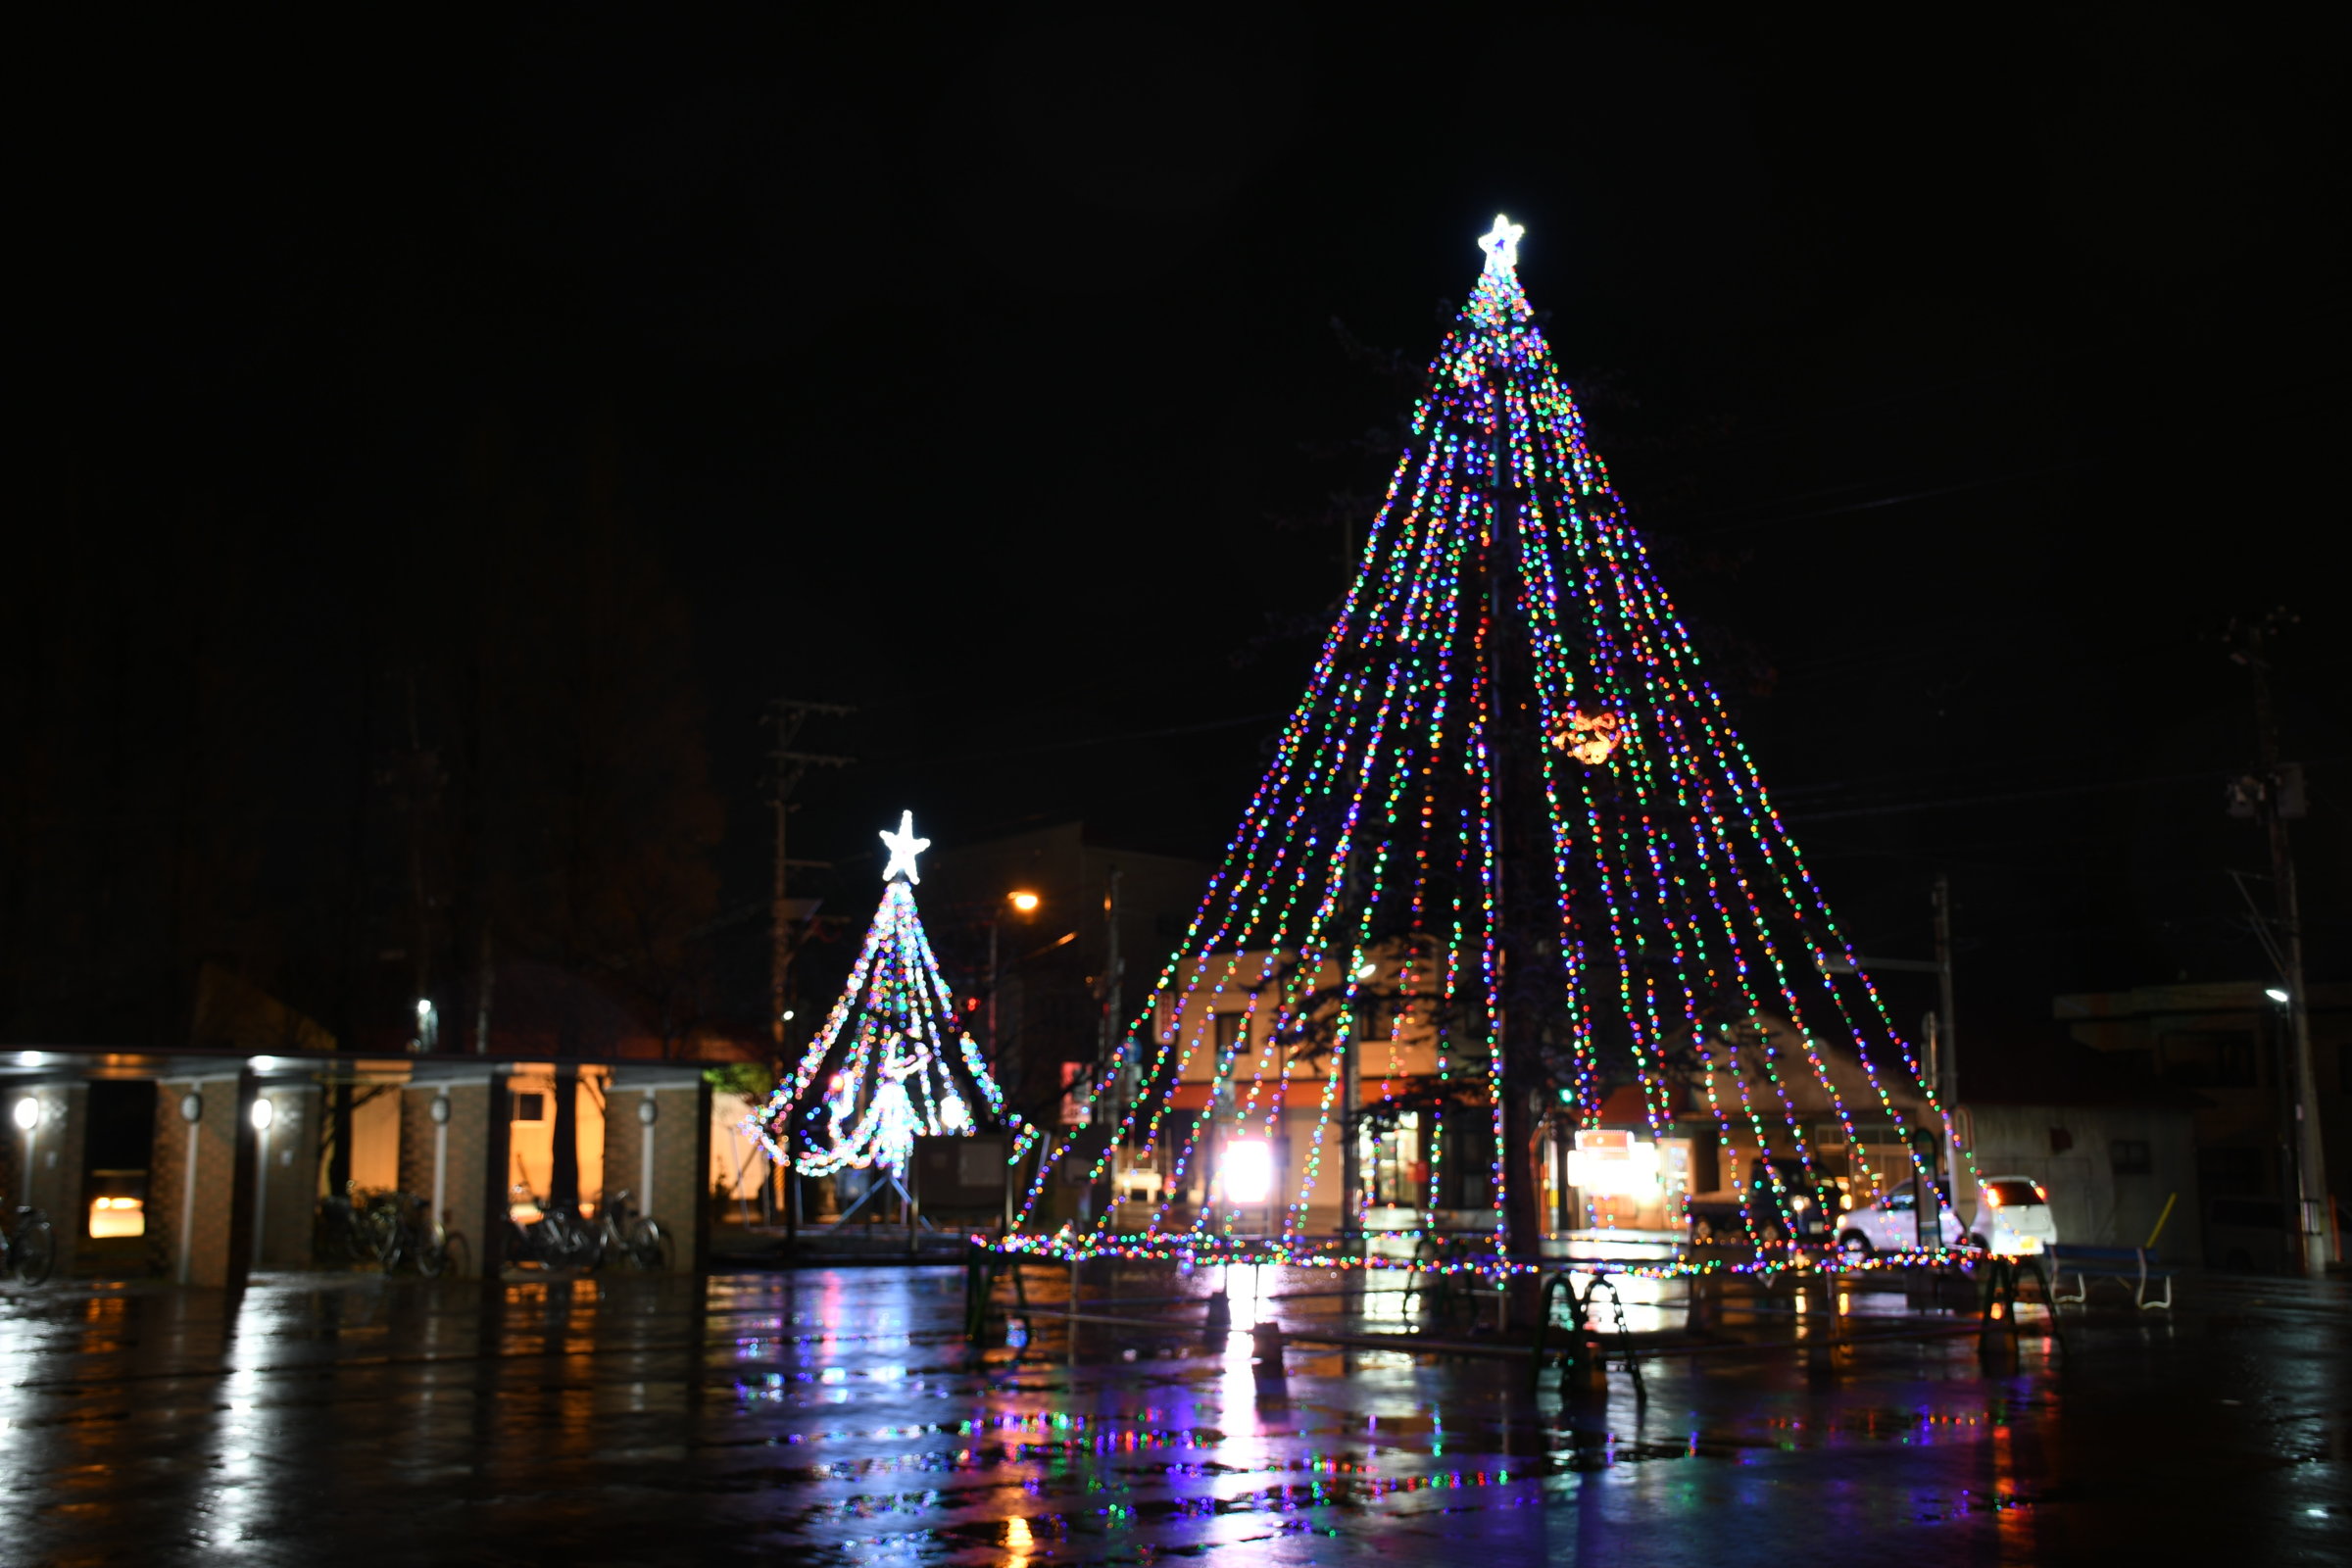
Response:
[[2, 1261, 2344, 1564]]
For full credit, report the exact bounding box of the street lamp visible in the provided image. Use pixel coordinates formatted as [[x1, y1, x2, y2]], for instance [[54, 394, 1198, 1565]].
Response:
[[990, 891, 1042, 1081]]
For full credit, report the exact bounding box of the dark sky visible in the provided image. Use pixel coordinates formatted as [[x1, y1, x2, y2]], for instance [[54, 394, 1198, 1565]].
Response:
[[32, 11, 2348, 1052]]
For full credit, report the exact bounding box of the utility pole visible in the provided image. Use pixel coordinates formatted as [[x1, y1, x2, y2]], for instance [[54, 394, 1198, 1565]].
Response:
[[763, 699, 853, 1247], [1340, 984, 1363, 1241], [396, 673, 444, 1054], [1816, 874, 1957, 1218], [2229, 612, 2332, 1276], [1098, 866, 1125, 1122], [1932, 873, 1957, 1107], [763, 700, 855, 1049], [1490, 464, 1546, 1304]]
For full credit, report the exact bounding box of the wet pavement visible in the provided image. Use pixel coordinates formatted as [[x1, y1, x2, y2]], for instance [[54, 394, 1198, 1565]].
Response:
[[3, 1261, 2345, 1565]]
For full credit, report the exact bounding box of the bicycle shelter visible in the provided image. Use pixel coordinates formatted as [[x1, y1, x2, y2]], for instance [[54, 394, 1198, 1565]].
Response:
[[2, 1046, 712, 1288]]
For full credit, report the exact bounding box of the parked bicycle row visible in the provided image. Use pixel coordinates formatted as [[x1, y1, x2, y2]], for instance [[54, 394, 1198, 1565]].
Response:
[[1, 1184, 671, 1284], [501, 1185, 673, 1272], [315, 1188, 468, 1275], [315, 1184, 670, 1275]]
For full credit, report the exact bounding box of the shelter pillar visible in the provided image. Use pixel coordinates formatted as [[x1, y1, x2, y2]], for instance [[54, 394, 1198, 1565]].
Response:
[[400, 1063, 508, 1278], [150, 1073, 251, 1288], [247, 1079, 324, 1269], [10, 1082, 89, 1278], [603, 1065, 710, 1272]]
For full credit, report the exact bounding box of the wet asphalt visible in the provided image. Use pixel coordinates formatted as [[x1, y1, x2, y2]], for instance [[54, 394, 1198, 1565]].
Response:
[[2, 1259, 2344, 1566]]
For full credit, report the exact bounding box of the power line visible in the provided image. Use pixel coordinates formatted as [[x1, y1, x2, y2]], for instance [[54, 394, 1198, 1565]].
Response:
[[870, 711, 1287, 769], [1666, 458, 2099, 539], [1788, 758, 2343, 824]]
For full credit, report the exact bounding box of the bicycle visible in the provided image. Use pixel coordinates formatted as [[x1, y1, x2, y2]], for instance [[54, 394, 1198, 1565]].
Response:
[[374, 1192, 469, 1279], [315, 1187, 391, 1265], [590, 1189, 672, 1272], [2, 1205, 57, 1285], [503, 1187, 604, 1270], [412, 1215, 469, 1279]]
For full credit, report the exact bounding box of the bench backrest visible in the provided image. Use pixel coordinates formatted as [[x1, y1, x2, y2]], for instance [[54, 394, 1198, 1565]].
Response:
[[2050, 1244, 2142, 1263]]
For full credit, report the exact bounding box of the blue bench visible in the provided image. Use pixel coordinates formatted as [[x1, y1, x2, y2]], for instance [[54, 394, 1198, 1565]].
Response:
[[2050, 1245, 2175, 1311]]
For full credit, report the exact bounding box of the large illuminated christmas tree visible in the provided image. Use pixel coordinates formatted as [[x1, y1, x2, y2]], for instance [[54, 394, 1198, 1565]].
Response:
[[1001, 219, 1968, 1272], [749, 811, 1029, 1183]]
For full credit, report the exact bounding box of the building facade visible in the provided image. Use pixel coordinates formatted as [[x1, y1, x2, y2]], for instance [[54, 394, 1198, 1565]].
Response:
[[2056, 980, 2348, 1267]]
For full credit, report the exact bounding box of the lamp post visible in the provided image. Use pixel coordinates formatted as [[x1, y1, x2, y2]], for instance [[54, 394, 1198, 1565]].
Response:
[[250, 1095, 275, 1272], [989, 891, 1041, 1078]]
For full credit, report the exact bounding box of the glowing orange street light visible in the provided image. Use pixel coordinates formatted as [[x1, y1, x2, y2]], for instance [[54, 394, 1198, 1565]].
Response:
[[990, 893, 1043, 1071]]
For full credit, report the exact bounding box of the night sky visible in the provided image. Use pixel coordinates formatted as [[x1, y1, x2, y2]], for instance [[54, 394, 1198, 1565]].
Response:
[[25, 13, 2347, 1059]]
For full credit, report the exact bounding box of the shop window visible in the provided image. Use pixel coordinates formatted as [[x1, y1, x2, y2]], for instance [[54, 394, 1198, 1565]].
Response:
[[1367, 1112, 1423, 1207], [511, 1092, 547, 1123], [2159, 1032, 2256, 1088], [1211, 1011, 1248, 1060], [1439, 1119, 1494, 1210], [2110, 1139, 2152, 1175]]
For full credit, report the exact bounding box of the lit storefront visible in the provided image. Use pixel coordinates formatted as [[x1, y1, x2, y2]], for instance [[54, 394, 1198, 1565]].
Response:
[[1560, 1127, 1691, 1234]]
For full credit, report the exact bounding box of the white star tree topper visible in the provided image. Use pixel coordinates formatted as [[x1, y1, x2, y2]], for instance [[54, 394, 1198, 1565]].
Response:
[[878, 809, 931, 883], [1478, 214, 1524, 272]]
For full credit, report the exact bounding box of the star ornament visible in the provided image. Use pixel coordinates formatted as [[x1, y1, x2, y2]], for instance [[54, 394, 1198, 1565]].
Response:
[[879, 809, 931, 883], [1478, 214, 1524, 272]]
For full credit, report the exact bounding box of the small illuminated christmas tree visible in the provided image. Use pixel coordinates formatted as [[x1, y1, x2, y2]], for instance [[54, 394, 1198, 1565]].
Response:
[[749, 811, 1031, 1184]]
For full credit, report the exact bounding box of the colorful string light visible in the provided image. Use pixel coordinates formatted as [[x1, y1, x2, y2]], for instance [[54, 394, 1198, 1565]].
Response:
[[979, 1226, 1985, 1282], [992, 217, 1972, 1272]]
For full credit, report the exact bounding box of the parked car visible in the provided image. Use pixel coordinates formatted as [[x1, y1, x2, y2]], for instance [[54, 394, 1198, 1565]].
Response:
[[1685, 1157, 1839, 1246], [1838, 1183, 1970, 1253], [2204, 1197, 2297, 1274], [1974, 1176, 2058, 1255], [1838, 1175, 2057, 1255]]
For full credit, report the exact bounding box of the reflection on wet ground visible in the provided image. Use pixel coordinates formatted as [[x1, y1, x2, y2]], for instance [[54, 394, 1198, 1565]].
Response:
[[2, 1262, 2344, 1564]]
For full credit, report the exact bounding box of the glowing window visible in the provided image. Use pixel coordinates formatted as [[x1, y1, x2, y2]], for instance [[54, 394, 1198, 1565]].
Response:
[[88, 1196, 146, 1239]]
